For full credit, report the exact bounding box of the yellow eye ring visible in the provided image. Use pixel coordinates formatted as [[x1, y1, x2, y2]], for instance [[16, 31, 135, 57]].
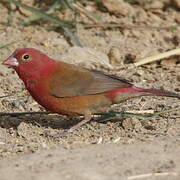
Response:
[[22, 54, 30, 61]]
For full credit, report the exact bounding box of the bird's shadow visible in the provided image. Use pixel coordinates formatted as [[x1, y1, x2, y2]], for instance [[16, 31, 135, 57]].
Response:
[[0, 113, 121, 131], [0, 111, 126, 130], [0, 113, 78, 130]]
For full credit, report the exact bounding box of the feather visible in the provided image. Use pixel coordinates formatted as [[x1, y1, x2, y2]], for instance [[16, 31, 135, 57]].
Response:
[[49, 63, 132, 97]]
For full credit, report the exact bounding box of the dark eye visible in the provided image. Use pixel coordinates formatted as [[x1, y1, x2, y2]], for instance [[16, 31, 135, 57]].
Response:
[[22, 54, 30, 61]]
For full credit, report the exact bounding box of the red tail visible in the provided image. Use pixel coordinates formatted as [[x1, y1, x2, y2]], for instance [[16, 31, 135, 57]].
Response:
[[133, 86, 180, 99], [106, 86, 180, 103]]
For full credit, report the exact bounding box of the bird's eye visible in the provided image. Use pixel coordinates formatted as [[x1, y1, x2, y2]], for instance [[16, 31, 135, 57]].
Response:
[[22, 54, 30, 61]]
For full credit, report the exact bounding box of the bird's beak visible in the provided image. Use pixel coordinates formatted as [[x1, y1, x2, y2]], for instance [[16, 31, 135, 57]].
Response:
[[2, 56, 19, 67]]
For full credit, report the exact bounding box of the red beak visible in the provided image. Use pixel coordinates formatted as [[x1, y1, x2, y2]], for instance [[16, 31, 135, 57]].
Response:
[[2, 56, 19, 67]]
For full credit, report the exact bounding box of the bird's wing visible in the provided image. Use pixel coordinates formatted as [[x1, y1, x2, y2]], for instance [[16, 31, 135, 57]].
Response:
[[49, 63, 132, 97]]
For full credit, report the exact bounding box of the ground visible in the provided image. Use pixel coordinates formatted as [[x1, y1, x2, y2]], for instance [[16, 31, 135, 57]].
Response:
[[0, 0, 179, 179]]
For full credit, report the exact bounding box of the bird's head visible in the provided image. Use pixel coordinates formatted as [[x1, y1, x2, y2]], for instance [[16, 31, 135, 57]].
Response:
[[3, 48, 55, 79]]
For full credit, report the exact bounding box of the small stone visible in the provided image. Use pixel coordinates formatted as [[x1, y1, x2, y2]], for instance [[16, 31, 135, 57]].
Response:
[[108, 46, 122, 66], [17, 122, 29, 138], [177, 75, 180, 82], [102, 0, 134, 17], [122, 119, 134, 130], [60, 46, 112, 69], [175, 12, 180, 23], [161, 58, 179, 67], [172, 0, 180, 8], [143, 1, 164, 10]]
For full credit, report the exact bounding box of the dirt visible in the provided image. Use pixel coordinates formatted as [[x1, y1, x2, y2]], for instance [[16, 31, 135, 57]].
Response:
[[0, 0, 180, 179]]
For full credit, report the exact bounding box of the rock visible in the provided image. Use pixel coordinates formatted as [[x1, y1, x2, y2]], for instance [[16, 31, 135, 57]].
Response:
[[108, 46, 123, 66], [17, 122, 30, 138], [175, 12, 180, 23], [143, 1, 164, 10], [102, 0, 134, 17], [60, 46, 113, 69], [172, 0, 180, 8], [161, 58, 179, 67], [177, 74, 180, 82], [122, 118, 134, 130]]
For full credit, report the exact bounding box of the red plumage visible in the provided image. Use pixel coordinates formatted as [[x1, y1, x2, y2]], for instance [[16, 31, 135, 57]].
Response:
[[3, 48, 180, 135]]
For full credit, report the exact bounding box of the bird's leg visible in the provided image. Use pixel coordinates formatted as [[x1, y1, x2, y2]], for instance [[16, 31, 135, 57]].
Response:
[[51, 113, 92, 137], [66, 113, 92, 134]]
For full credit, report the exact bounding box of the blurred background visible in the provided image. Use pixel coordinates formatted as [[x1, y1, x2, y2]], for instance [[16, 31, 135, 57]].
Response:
[[0, 1, 180, 179]]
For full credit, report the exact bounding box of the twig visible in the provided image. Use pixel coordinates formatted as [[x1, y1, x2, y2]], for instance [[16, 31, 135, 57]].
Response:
[[148, 107, 180, 118], [22, 0, 62, 26], [133, 48, 180, 67], [125, 110, 154, 114], [6, 0, 73, 28], [128, 172, 178, 180], [97, 111, 149, 122], [83, 23, 180, 30], [72, 2, 103, 25], [97, 107, 180, 122], [0, 94, 15, 98], [6, 0, 82, 47], [116, 48, 180, 70], [0, 111, 52, 116], [0, 108, 179, 121], [0, 90, 28, 99]]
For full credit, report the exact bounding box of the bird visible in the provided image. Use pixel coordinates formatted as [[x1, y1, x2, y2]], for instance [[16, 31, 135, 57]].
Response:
[[3, 48, 180, 136]]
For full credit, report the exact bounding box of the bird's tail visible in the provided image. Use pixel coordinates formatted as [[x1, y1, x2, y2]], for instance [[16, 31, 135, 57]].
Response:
[[132, 86, 180, 99], [108, 86, 180, 103]]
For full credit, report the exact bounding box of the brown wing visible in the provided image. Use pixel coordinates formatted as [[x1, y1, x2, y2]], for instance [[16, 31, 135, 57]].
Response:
[[49, 63, 132, 98]]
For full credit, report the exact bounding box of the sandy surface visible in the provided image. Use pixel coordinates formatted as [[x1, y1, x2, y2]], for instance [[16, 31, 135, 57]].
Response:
[[0, 0, 180, 179], [0, 137, 179, 180]]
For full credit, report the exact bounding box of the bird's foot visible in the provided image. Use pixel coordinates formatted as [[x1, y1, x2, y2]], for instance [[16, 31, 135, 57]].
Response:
[[48, 113, 92, 138], [49, 129, 72, 138]]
